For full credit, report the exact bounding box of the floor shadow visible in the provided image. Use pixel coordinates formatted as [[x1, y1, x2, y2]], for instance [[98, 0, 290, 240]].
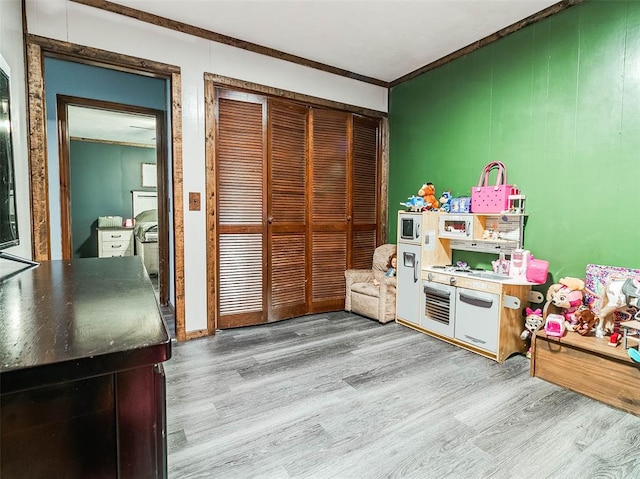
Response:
[[150, 273, 176, 339]]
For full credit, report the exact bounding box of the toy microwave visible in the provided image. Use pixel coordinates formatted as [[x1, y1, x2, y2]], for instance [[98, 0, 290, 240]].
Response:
[[438, 215, 474, 239]]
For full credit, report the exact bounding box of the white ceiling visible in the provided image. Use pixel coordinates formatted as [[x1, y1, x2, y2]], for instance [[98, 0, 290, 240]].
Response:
[[68, 105, 157, 147], [111, 0, 560, 83]]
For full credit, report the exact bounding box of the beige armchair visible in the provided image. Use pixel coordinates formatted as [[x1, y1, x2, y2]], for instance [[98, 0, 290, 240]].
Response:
[[344, 244, 397, 323]]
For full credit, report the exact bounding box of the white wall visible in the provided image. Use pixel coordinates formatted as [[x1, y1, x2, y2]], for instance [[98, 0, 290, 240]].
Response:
[[25, 0, 388, 333], [0, 0, 33, 268]]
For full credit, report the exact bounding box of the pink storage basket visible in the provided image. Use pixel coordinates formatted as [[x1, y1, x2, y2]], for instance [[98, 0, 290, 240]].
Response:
[[471, 161, 518, 213]]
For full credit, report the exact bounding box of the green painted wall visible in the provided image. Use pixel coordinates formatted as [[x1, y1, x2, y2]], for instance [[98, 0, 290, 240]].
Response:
[[389, 0, 640, 282], [70, 140, 156, 258]]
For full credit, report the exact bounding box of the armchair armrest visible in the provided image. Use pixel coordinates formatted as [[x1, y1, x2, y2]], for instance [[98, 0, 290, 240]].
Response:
[[377, 275, 397, 323], [345, 269, 373, 288], [382, 276, 397, 287], [345, 269, 373, 311]]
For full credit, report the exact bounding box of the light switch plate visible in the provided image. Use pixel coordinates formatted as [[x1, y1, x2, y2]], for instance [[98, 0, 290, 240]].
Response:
[[189, 192, 201, 211]]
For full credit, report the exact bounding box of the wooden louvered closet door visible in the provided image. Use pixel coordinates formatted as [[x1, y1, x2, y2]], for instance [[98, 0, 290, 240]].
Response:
[[268, 100, 308, 321], [309, 109, 349, 312], [216, 90, 267, 328], [350, 116, 380, 269], [211, 85, 381, 330]]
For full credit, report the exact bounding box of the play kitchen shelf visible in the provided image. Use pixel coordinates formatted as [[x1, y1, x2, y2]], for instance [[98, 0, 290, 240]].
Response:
[[440, 213, 526, 254], [395, 211, 532, 363]]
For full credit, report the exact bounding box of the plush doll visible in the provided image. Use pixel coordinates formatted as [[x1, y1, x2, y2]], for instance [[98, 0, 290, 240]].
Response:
[[418, 183, 439, 210], [543, 277, 585, 329], [384, 253, 397, 277], [520, 307, 544, 358], [572, 306, 598, 336], [439, 191, 452, 213], [374, 254, 397, 286]]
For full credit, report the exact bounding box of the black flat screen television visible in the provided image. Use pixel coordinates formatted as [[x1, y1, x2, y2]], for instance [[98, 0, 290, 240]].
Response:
[[0, 61, 19, 251], [0, 56, 36, 269]]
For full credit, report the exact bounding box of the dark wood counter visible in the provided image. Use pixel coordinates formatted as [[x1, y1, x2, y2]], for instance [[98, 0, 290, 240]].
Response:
[[0, 257, 172, 478]]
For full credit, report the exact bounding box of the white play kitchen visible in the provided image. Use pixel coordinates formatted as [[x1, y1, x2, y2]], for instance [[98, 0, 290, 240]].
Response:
[[396, 210, 536, 363]]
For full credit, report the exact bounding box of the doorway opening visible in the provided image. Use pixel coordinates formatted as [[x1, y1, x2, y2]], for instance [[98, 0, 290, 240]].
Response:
[[26, 37, 186, 340], [57, 95, 170, 306]]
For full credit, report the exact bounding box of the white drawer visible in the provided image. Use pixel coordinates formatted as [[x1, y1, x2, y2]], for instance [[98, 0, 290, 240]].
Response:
[[99, 229, 133, 243], [100, 247, 133, 258], [101, 241, 131, 253], [98, 228, 134, 258]]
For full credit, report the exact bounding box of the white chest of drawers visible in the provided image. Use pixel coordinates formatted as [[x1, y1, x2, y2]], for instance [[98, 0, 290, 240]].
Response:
[[97, 227, 134, 258]]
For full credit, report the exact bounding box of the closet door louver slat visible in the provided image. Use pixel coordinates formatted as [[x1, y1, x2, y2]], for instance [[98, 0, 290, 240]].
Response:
[[312, 231, 347, 301], [312, 109, 348, 225], [270, 102, 307, 225], [353, 117, 379, 225], [219, 234, 263, 314], [351, 230, 377, 270], [218, 98, 264, 226]]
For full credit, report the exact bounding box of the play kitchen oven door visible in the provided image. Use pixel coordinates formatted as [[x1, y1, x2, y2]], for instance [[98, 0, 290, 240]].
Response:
[[454, 288, 500, 353], [421, 281, 456, 337]]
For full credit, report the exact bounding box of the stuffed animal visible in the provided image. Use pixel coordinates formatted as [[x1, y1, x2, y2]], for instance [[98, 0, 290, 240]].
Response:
[[559, 277, 585, 292], [543, 278, 585, 328], [572, 306, 598, 336], [439, 191, 452, 213], [520, 307, 544, 358], [400, 195, 426, 212], [418, 183, 439, 210]]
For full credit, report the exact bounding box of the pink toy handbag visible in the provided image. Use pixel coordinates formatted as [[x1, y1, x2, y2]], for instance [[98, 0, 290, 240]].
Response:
[[470, 161, 518, 213]]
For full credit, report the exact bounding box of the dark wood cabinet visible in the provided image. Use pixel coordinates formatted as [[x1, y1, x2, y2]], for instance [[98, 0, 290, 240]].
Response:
[[0, 257, 171, 478]]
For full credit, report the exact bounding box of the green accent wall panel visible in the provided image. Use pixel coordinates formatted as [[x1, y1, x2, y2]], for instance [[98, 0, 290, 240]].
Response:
[[622, 2, 640, 142], [528, 20, 551, 168], [69, 140, 156, 258], [389, 0, 640, 282]]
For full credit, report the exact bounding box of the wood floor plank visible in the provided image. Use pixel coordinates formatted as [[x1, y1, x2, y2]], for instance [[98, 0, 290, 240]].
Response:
[[164, 312, 640, 478]]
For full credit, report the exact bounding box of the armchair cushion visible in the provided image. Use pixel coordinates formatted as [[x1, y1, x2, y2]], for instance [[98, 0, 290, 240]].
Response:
[[351, 281, 381, 297]]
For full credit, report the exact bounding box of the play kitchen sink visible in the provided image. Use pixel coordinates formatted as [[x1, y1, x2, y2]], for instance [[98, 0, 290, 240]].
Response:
[[427, 264, 517, 282], [466, 271, 511, 280]]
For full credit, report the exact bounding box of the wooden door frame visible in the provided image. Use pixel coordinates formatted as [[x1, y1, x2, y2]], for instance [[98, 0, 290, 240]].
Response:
[[56, 95, 169, 301], [25, 35, 187, 341], [205, 74, 389, 334]]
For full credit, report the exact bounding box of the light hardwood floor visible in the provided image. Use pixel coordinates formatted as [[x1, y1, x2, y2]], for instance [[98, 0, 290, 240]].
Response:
[[164, 312, 640, 478]]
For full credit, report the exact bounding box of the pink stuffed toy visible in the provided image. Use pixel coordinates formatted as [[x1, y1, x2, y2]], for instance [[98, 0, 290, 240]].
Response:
[[544, 281, 584, 329], [521, 307, 544, 358]]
